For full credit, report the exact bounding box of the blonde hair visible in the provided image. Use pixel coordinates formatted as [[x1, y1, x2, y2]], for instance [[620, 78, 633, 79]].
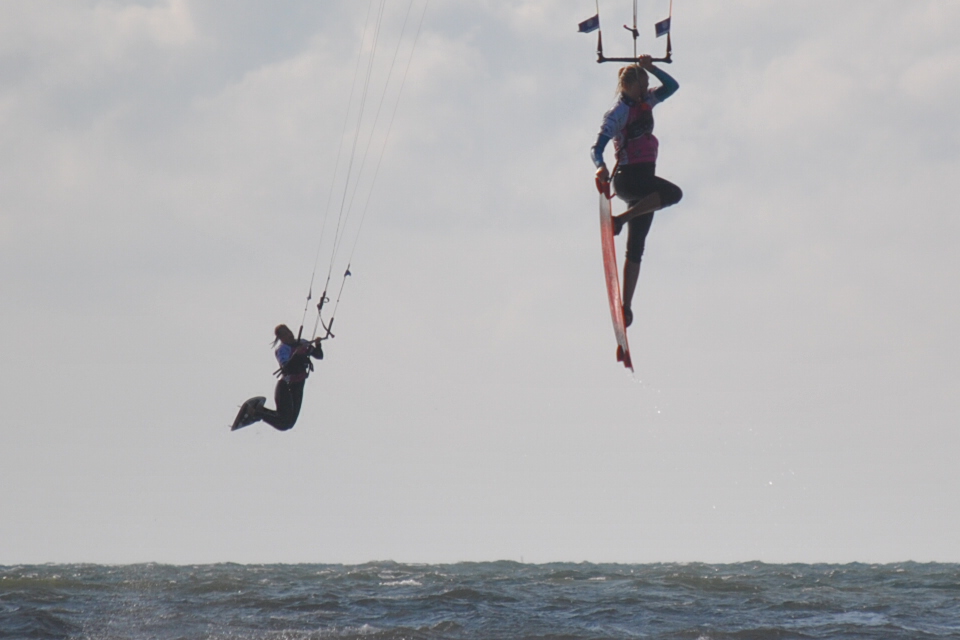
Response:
[[617, 64, 648, 94]]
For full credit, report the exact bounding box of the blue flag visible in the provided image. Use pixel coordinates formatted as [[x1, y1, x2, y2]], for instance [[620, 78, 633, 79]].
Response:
[[655, 17, 671, 37], [578, 14, 600, 33]]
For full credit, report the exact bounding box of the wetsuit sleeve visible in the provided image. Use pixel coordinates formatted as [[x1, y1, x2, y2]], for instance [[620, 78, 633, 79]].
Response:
[[592, 101, 628, 168], [649, 66, 679, 102], [591, 134, 611, 168]]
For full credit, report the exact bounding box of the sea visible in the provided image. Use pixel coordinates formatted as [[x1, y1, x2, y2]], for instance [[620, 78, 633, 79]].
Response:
[[2, 561, 959, 639]]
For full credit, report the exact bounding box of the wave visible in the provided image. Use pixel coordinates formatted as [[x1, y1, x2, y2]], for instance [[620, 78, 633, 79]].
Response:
[[2, 561, 958, 640]]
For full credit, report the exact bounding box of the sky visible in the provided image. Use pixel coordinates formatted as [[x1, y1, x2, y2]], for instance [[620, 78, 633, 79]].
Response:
[[1, 0, 958, 565]]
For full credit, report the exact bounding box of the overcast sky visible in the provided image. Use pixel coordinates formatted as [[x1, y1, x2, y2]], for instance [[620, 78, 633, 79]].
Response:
[[1, 0, 958, 565]]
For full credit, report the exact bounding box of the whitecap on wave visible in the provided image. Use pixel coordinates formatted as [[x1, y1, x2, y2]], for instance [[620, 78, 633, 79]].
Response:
[[380, 579, 422, 586]]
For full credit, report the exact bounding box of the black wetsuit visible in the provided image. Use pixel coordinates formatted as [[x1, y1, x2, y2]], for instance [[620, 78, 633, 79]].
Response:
[[259, 339, 323, 431], [614, 163, 682, 263]]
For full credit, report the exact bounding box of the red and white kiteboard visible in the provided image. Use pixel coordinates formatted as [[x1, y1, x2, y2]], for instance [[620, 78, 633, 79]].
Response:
[[596, 177, 633, 371]]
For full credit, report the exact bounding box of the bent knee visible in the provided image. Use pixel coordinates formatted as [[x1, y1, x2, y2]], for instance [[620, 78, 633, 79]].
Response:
[[664, 185, 682, 207]]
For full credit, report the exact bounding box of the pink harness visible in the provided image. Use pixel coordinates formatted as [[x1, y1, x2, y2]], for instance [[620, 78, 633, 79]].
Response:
[[615, 100, 659, 165]]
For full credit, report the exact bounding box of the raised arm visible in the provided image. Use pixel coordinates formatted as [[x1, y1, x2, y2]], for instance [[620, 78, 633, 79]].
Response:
[[648, 65, 679, 102]]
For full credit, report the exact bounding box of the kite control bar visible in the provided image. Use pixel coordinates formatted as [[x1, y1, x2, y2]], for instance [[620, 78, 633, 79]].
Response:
[[598, 52, 671, 63], [581, 1, 674, 65], [315, 291, 335, 340], [310, 264, 350, 341], [595, 29, 672, 64]]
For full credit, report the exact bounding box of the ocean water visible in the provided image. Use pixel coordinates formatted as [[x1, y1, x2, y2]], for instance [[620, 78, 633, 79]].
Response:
[[2, 562, 959, 639]]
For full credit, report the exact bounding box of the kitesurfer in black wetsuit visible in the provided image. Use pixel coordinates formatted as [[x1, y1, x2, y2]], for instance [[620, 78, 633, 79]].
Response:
[[592, 56, 682, 327], [239, 324, 324, 432]]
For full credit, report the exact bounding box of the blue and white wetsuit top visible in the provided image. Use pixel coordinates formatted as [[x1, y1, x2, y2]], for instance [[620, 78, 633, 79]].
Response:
[[591, 66, 679, 169], [274, 339, 319, 384]]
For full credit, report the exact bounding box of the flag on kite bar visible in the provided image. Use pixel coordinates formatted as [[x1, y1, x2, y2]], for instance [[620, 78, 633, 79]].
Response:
[[655, 17, 671, 37], [578, 14, 600, 33]]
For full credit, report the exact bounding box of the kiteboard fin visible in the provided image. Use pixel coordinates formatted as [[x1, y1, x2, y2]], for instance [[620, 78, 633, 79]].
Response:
[[616, 344, 633, 369]]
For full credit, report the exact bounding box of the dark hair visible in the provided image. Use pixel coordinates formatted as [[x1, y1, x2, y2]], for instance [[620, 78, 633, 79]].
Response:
[[273, 324, 293, 346]]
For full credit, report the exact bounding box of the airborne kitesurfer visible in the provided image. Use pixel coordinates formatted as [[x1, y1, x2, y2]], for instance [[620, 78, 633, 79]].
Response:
[[232, 324, 324, 432], [592, 55, 682, 327]]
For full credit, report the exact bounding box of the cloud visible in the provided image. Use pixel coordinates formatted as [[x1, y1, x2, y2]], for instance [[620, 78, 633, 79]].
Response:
[[1, 0, 959, 564]]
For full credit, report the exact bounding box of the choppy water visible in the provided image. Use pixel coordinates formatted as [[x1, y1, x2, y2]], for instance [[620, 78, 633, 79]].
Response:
[[2, 561, 959, 639]]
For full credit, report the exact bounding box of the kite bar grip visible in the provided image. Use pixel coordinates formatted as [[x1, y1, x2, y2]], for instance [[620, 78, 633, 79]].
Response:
[[597, 54, 671, 64], [595, 176, 611, 196]]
